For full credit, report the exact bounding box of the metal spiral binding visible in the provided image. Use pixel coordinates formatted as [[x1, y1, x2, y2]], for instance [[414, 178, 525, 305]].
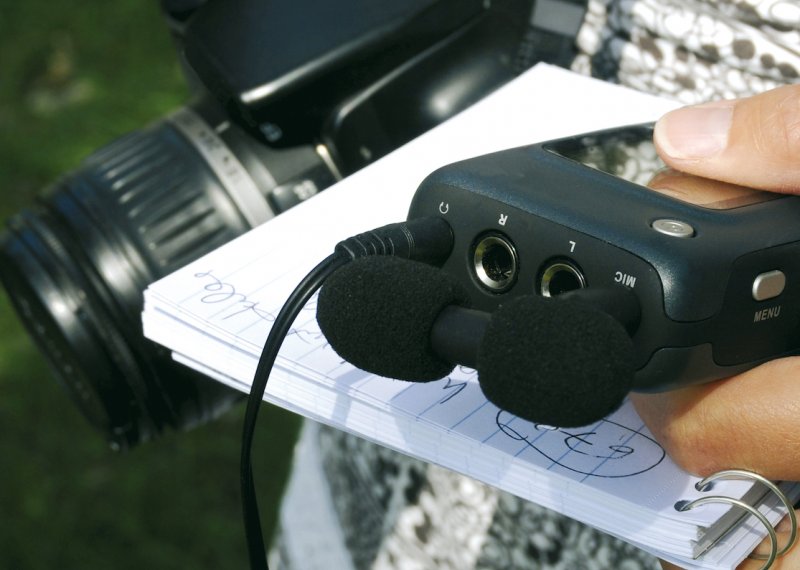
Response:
[[677, 469, 798, 569]]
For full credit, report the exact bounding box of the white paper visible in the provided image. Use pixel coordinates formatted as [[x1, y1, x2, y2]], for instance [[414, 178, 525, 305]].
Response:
[[143, 64, 797, 569]]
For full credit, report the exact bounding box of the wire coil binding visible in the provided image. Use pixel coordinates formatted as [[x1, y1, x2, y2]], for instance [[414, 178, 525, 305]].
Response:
[[677, 469, 797, 569]]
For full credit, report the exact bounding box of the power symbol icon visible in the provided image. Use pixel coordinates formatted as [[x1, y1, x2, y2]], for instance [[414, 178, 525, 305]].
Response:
[[439, 202, 450, 215]]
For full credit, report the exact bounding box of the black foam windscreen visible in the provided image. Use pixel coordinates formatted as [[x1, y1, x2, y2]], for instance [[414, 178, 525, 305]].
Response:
[[477, 295, 635, 427], [317, 255, 469, 380]]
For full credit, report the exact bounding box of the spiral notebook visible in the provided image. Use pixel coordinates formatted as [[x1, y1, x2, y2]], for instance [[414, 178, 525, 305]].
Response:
[[142, 64, 799, 569]]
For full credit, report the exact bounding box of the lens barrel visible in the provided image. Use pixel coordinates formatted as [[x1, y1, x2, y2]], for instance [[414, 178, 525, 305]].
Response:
[[0, 102, 337, 448]]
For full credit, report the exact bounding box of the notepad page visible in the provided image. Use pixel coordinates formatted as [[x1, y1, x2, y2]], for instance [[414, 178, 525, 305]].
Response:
[[151, 309, 797, 569], [142, 64, 794, 568], [145, 288, 755, 532]]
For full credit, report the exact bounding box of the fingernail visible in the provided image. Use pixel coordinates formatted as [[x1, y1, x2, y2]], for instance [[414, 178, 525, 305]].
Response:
[[655, 101, 735, 160]]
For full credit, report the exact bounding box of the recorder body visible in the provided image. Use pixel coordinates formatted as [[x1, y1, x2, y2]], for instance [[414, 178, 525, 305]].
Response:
[[407, 124, 800, 391]]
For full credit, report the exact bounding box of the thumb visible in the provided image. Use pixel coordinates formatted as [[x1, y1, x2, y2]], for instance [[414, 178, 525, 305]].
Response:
[[654, 84, 800, 193]]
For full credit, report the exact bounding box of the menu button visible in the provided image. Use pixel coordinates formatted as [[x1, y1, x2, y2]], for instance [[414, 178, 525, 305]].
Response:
[[752, 270, 786, 301]]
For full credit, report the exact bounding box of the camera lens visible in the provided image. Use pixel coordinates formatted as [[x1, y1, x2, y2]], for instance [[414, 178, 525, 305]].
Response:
[[0, 101, 338, 449]]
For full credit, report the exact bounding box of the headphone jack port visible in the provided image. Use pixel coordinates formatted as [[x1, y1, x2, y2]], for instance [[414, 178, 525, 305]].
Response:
[[539, 259, 586, 297], [472, 233, 518, 293]]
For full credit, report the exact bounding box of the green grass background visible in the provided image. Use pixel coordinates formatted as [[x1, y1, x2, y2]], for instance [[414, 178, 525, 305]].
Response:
[[0, 2, 301, 568]]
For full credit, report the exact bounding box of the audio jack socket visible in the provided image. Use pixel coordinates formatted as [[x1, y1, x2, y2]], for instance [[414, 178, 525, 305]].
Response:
[[472, 233, 518, 293], [539, 259, 586, 297]]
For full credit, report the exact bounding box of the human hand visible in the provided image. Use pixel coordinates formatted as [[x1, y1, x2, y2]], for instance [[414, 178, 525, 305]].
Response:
[[632, 84, 800, 481], [652, 84, 800, 193], [633, 84, 800, 569]]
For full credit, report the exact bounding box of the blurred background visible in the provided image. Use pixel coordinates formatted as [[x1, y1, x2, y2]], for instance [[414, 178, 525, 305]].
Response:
[[0, 1, 300, 568]]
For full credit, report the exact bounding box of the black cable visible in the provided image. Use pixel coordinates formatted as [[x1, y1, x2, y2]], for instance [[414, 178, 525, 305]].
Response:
[[239, 217, 453, 569], [241, 252, 350, 570]]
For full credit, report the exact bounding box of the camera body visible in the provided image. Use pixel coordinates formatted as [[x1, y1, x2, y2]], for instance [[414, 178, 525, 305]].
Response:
[[178, 0, 534, 173], [408, 124, 800, 391], [1, 0, 589, 446]]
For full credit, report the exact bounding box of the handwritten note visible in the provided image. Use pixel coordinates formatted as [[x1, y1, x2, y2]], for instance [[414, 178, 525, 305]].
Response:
[[146, 260, 743, 546], [142, 65, 794, 569]]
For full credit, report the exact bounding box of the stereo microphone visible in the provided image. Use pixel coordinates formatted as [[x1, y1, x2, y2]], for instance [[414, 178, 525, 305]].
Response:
[[476, 294, 636, 427], [317, 255, 639, 426], [317, 255, 468, 381]]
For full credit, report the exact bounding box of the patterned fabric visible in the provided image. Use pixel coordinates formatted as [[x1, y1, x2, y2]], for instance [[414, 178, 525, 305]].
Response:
[[574, 0, 798, 102], [274, 1, 798, 568]]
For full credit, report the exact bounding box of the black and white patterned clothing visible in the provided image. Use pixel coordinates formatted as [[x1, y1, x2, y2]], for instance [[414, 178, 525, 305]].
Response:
[[272, 1, 798, 568], [574, 0, 797, 102]]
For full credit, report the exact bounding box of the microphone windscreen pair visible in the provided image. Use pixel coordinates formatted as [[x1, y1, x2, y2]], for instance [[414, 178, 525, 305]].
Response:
[[479, 294, 635, 426], [317, 256, 635, 427], [317, 255, 465, 380]]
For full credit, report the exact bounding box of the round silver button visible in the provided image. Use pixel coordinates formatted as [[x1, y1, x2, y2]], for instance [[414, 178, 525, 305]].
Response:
[[652, 219, 695, 238]]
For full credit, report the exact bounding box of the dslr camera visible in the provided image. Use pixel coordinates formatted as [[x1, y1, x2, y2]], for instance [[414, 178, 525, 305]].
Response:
[[0, 0, 587, 448]]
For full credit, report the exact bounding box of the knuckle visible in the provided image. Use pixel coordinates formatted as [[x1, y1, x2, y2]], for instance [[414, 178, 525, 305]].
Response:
[[775, 88, 800, 155], [760, 85, 800, 160], [650, 417, 703, 475], [653, 406, 729, 477]]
